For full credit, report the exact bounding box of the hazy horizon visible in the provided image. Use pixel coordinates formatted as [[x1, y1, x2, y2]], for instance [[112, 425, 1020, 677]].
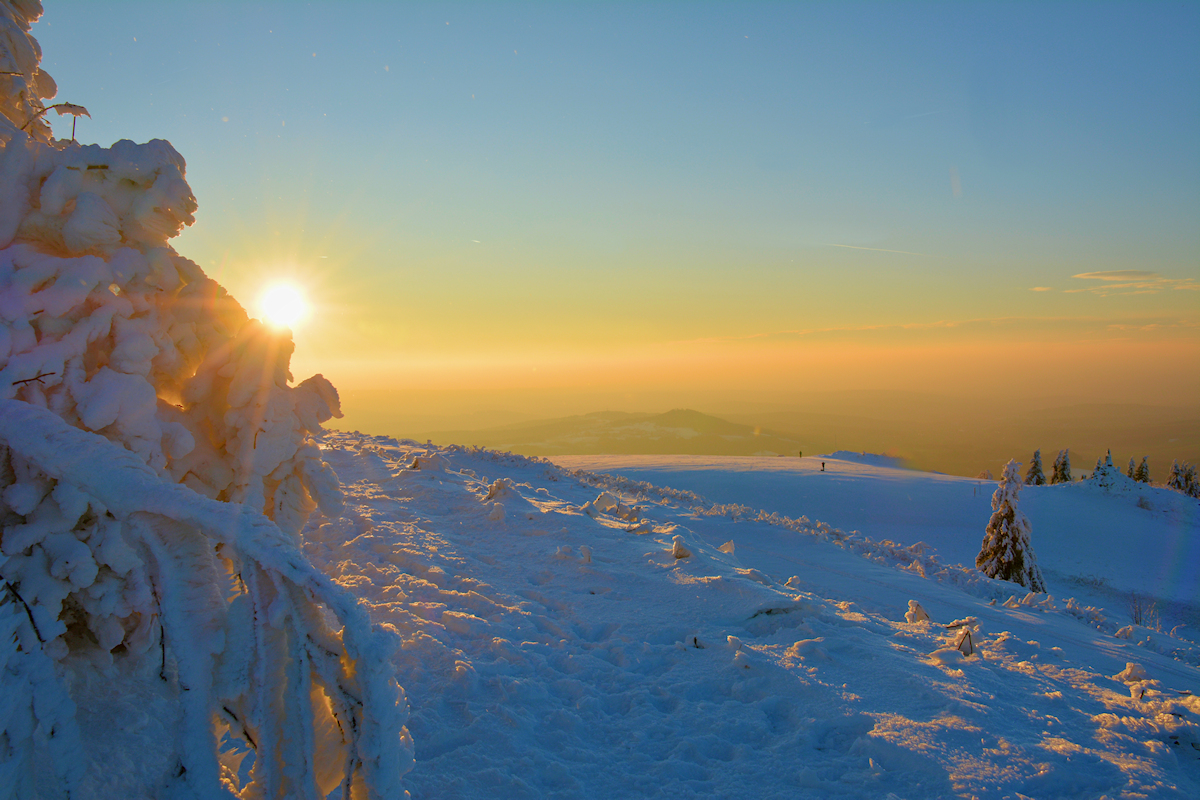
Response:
[[326, 392, 1199, 480]]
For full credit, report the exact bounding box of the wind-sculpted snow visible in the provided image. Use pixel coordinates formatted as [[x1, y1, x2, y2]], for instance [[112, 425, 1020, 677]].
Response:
[[303, 432, 1200, 799]]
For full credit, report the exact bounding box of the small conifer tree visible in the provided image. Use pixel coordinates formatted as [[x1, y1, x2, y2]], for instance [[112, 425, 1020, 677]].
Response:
[[1127, 457, 1136, 479], [1051, 449, 1072, 484], [1024, 450, 1046, 485], [1135, 456, 1150, 483], [977, 460, 1047, 592]]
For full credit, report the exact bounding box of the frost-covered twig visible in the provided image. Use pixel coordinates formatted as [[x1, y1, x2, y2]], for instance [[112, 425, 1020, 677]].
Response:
[[2, 580, 42, 641], [19, 100, 88, 131]]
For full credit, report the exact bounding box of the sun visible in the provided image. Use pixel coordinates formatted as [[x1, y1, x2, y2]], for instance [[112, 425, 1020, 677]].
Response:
[[257, 282, 309, 329]]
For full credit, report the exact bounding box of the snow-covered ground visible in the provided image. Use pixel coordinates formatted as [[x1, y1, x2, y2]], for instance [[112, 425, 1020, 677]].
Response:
[[302, 433, 1200, 799], [555, 454, 1200, 628]]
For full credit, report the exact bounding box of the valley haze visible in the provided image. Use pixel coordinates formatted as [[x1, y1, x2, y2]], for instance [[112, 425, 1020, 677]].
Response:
[[373, 401, 1200, 481]]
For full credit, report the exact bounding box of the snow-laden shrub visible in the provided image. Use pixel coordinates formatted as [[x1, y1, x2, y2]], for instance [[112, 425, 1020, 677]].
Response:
[[1088, 450, 1134, 491], [1, 3, 411, 797]]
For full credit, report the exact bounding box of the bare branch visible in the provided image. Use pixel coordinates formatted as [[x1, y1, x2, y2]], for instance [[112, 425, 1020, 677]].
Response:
[[12, 371, 55, 386]]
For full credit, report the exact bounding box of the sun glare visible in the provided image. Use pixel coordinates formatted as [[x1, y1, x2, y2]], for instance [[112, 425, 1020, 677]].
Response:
[[258, 283, 309, 329]]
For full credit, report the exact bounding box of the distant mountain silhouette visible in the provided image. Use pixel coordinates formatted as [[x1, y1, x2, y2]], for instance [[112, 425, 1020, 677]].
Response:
[[425, 409, 805, 457], [401, 401, 1197, 478]]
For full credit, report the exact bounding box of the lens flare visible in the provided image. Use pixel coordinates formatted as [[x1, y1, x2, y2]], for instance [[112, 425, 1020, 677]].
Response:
[[258, 283, 309, 329]]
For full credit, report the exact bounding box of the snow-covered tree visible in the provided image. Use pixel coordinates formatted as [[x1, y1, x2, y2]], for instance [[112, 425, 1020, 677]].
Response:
[[0, 5, 412, 797], [1168, 461, 1200, 499], [1050, 448, 1072, 484], [976, 460, 1046, 592], [1088, 450, 1128, 489], [1134, 456, 1150, 484], [1127, 457, 1136, 479], [0, 0, 59, 141], [1024, 449, 1045, 485]]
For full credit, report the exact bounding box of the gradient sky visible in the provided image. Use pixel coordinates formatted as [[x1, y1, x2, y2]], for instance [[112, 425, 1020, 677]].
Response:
[[32, 1, 1200, 429]]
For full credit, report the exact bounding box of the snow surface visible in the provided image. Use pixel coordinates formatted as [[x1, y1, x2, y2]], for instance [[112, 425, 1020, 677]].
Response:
[[819, 451, 909, 469], [294, 434, 1200, 799], [555, 454, 1200, 619]]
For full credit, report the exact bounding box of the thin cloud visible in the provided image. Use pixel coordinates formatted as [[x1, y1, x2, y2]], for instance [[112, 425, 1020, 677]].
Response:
[[1066, 271, 1199, 296], [1029, 287, 1054, 292], [823, 243, 931, 257], [1107, 320, 1198, 332], [671, 315, 1197, 346], [1073, 270, 1157, 281]]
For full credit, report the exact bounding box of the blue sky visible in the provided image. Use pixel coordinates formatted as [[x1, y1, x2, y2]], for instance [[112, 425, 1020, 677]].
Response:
[[30, 1, 1200, 421]]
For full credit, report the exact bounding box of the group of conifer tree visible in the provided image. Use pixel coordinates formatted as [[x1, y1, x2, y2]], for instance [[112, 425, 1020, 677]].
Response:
[[1020, 448, 1082, 485], [1167, 461, 1200, 498], [1021, 448, 1156, 486], [977, 447, 1199, 595], [1019, 448, 1197, 498]]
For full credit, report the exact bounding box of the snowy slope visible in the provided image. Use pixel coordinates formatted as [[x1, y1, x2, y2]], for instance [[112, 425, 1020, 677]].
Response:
[[304, 433, 1200, 800], [555, 454, 1200, 626]]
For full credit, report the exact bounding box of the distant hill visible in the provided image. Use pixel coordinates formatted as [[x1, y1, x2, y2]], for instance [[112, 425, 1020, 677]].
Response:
[[393, 401, 1198, 479], [721, 403, 1200, 480], [424, 409, 806, 457]]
